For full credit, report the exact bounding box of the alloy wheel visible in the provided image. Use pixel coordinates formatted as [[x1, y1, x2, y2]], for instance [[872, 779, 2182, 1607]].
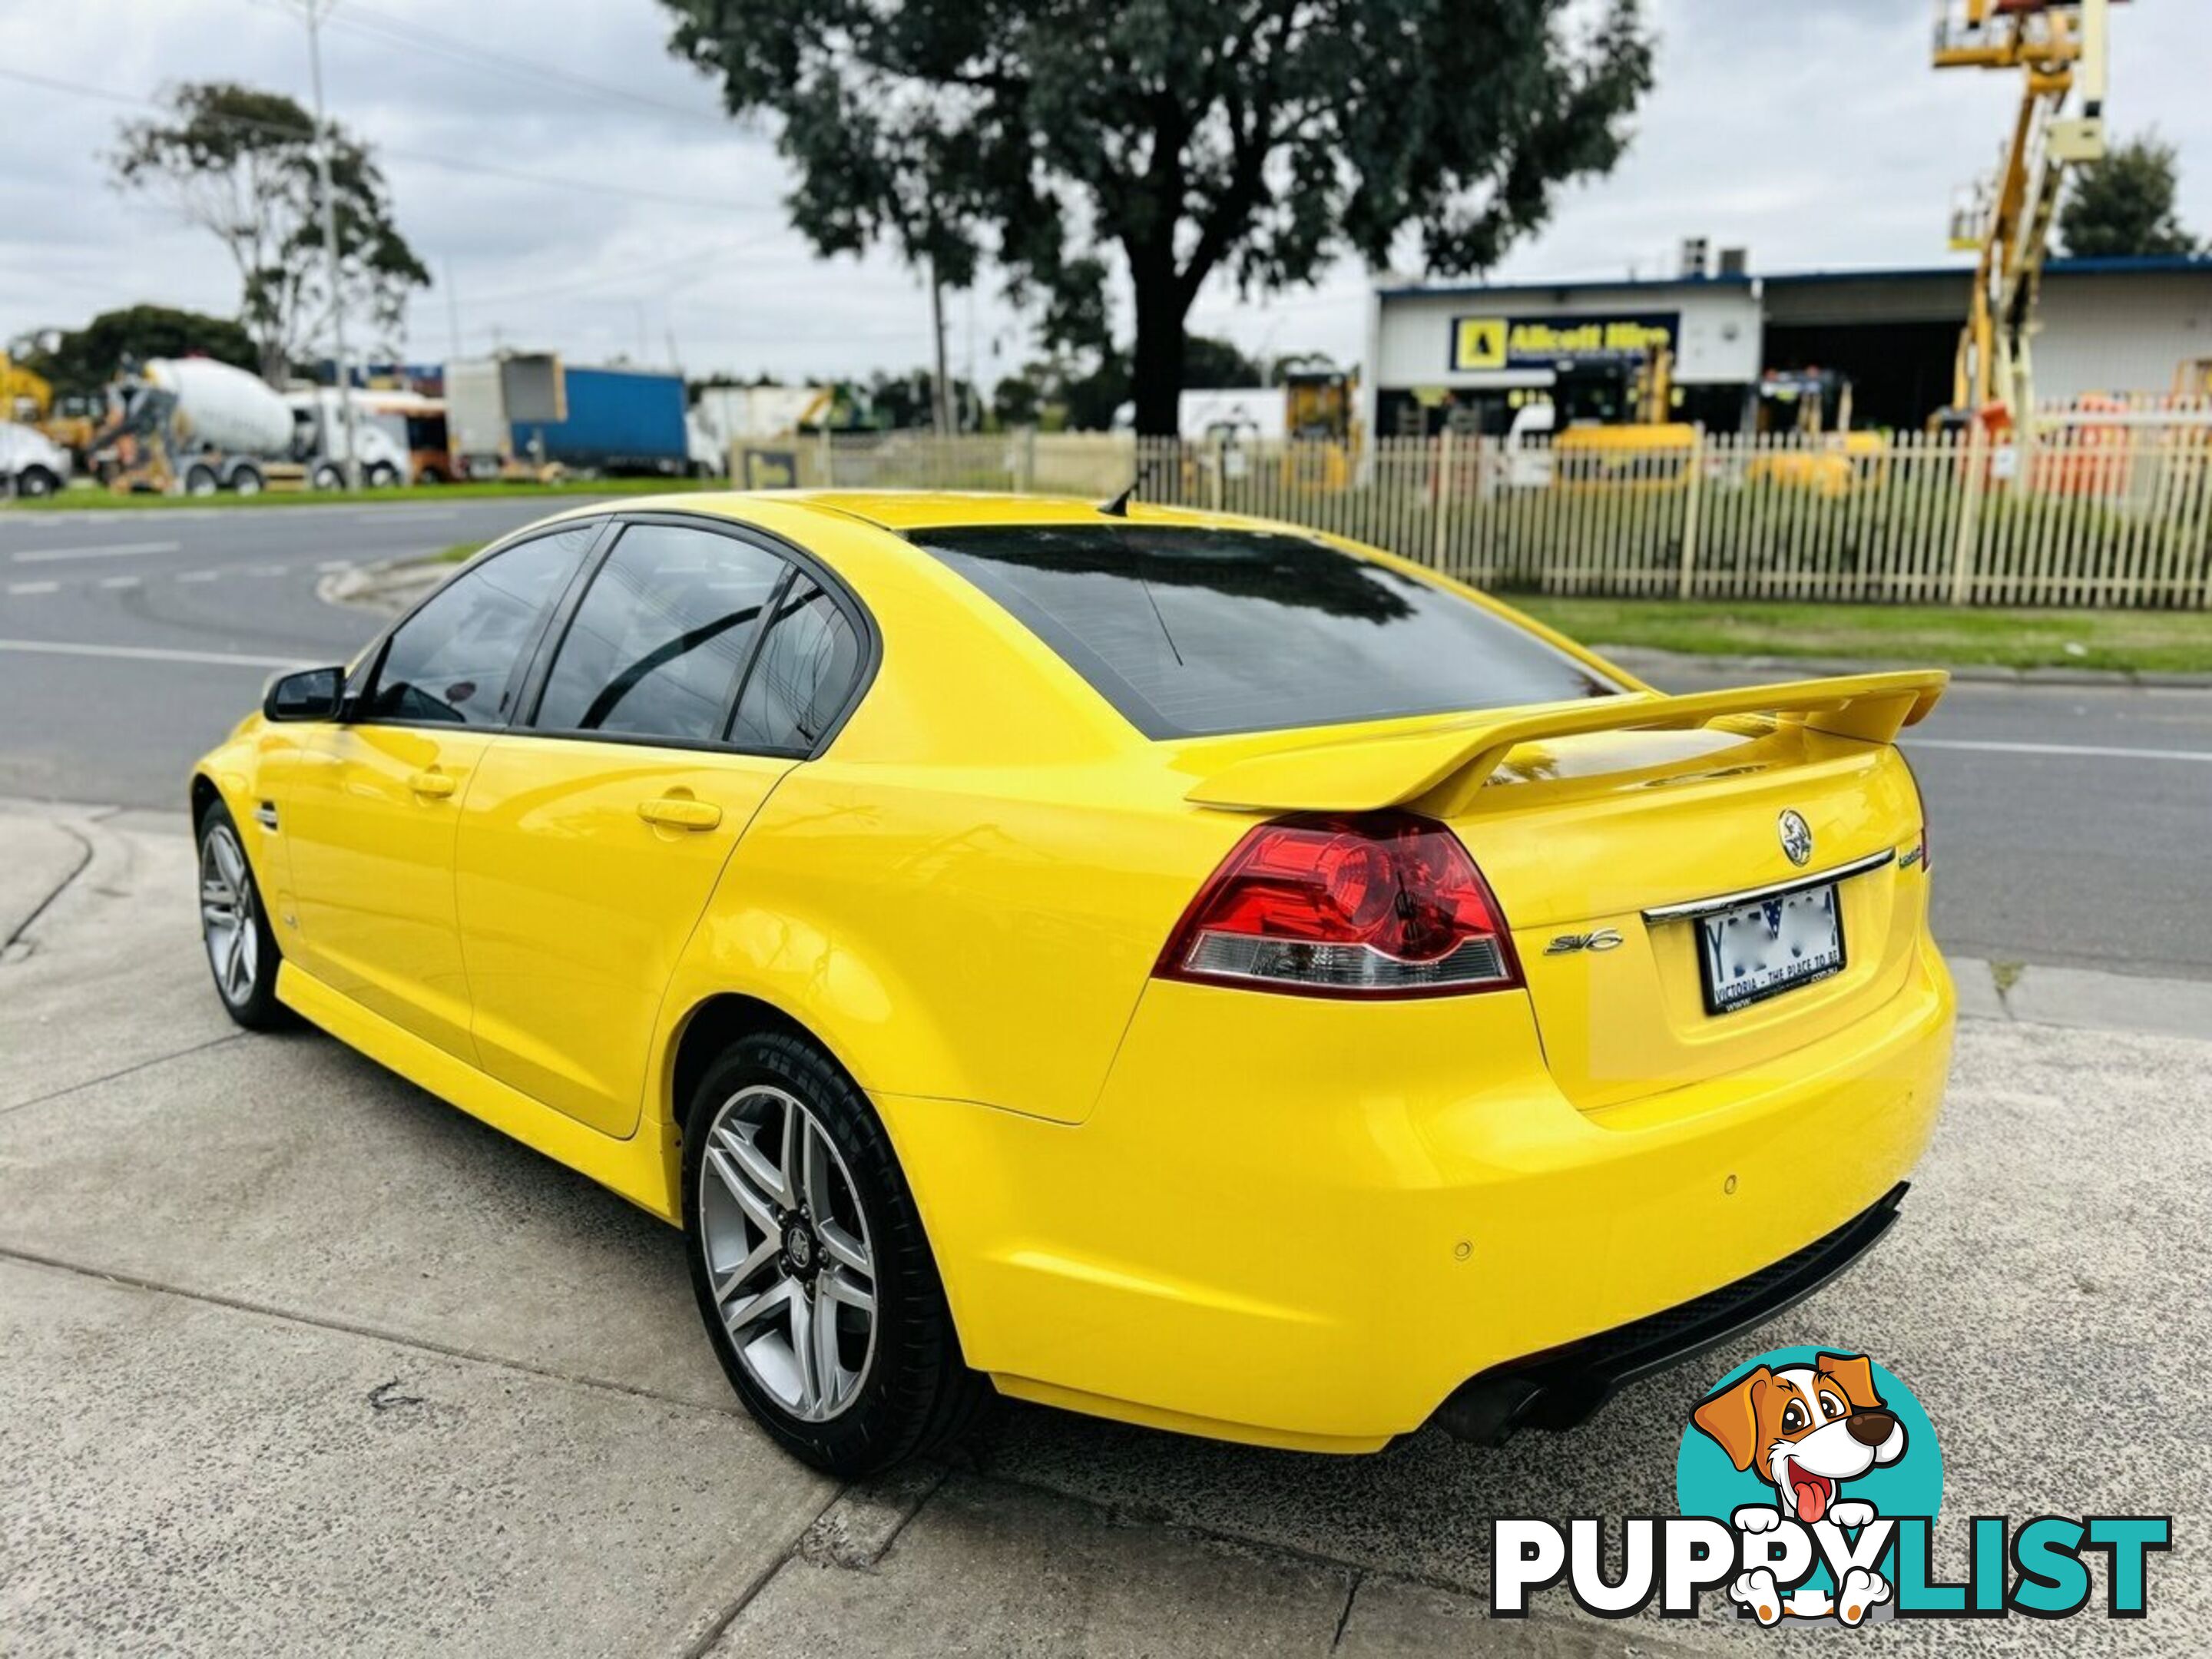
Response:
[[199, 824, 259, 1005], [697, 1084, 878, 1422]]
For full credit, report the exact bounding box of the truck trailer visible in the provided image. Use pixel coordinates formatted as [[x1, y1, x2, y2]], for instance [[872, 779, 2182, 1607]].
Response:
[[448, 355, 690, 478]]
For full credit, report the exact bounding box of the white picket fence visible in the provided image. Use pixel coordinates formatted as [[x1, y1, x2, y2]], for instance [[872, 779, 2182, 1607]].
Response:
[[737, 410, 2212, 609]]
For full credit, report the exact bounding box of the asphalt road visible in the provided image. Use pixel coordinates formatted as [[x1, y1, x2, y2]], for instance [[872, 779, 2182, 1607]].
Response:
[[0, 497, 558, 808], [4, 499, 2210, 980]]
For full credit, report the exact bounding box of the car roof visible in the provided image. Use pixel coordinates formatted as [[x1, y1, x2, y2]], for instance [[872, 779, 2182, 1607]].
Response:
[[597, 489, 1220, 535]]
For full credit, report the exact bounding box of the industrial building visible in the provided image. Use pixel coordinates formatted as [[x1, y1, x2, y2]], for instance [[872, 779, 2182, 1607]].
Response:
[[1362, 253, 2212, 439]]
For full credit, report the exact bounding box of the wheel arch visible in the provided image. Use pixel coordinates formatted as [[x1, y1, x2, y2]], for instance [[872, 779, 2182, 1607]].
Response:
[[665, 991, 829, 1139]]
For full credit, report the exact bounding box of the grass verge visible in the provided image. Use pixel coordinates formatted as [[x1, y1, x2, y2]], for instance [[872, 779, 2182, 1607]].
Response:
[[1507, 595, 2212, 674]]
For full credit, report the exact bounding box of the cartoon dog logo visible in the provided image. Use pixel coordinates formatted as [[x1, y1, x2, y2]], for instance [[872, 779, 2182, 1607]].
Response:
[[1690, 1352, 1908, 1626]]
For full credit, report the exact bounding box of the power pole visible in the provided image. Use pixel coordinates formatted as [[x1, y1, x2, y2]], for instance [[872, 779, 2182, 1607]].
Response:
[[444, 258, 462, 366], [301, 0, 360, 487], [929, 256, 952, 435]]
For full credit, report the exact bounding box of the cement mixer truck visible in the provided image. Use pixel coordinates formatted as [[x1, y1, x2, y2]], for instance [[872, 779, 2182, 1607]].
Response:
[[94, 357, 303, 495]]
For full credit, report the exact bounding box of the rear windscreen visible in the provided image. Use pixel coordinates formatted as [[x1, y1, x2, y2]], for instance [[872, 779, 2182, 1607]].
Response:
[[911, 525, 1622, 739]]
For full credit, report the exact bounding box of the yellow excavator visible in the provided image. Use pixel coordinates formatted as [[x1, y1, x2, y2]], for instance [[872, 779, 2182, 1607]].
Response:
[[1747, 369, 1887, 495], [1934, 0, 2120, 433], [2, 353, 103, 465], [1548, 348, 1700, 484]]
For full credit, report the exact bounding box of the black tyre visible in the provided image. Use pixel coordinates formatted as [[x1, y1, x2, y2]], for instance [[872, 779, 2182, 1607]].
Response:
[[194, 800, 292, 1031], [16, 465, 59, 498], [682, 1031, 986, 1475], [313, 463, 345, 491], [366, 462, 400, 488], [184, 464, 219, 496], [229, 464, 264, 496]]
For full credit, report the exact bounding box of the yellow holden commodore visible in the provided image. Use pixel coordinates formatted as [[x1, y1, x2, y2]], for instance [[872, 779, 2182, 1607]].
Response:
[[190, 493, 1954, 1475]]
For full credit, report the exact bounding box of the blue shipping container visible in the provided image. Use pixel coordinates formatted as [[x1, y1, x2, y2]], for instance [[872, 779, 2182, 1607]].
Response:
[[512, 365, 687, 474]]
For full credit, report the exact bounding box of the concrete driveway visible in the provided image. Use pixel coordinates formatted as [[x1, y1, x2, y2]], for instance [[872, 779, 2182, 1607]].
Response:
[[2, 802, 2205, 1657]]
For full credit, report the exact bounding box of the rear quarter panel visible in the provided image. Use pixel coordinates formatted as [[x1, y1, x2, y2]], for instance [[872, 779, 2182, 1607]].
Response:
[[659, 760, 1250, 1125]]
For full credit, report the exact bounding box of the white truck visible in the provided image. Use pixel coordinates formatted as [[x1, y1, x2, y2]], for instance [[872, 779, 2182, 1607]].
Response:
[[283, 387, 411, 488]]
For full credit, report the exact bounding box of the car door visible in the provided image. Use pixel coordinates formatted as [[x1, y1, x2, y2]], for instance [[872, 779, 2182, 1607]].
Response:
[[454, 518, 867, 1137], [281, 522, 602, 1058]]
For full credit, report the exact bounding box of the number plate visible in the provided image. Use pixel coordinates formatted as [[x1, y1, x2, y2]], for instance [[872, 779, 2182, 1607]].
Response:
[[1697, 884, 1845, 1015]]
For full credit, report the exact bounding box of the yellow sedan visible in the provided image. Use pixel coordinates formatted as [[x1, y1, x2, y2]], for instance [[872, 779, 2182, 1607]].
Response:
[[191, 493, 1953, 1475]]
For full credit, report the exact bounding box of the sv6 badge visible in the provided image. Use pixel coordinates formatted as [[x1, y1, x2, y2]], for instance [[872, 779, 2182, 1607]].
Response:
[[1545, 929, 1624, 955]]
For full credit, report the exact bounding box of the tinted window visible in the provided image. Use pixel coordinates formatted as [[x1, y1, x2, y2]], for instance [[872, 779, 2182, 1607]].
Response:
[[911, 525, 1621, 739], [535, 523, 787, 743], [728, 578, 864, 752], [363, 526, 593, 726]]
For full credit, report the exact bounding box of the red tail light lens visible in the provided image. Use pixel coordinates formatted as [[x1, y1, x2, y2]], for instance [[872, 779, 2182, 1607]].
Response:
[[1154, 812, 1524, 998]]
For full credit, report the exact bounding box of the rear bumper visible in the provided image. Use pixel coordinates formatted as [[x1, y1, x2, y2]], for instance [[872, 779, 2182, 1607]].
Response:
[[877, 939, 1955, 1454], [1433, 1181, 1906, 1445]]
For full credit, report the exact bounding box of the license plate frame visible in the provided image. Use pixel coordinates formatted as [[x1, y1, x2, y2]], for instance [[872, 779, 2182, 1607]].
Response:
[[1695, 882, 1846, 1016]]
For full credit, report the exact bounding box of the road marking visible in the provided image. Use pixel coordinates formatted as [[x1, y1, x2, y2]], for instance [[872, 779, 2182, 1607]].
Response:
[[176, 570, 220, 583], [6, 579, 60, 594], [9, 540, 182, 565], [1909, 737, 2212, 766], [98, 575, 142, 589], [247, 565, 287, 577], [0, 639, 306, 670]]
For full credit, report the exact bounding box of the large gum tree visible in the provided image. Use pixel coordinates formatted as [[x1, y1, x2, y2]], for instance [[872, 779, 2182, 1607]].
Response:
[[662, 0, 1654, 434], [110, 82, 431, 386]]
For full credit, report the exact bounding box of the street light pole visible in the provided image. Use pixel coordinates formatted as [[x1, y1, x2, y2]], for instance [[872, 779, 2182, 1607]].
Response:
[[302, 0, 360, 488]]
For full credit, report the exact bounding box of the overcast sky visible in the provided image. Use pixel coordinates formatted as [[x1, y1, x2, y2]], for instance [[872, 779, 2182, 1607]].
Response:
[[5, 0, 2209, 389]]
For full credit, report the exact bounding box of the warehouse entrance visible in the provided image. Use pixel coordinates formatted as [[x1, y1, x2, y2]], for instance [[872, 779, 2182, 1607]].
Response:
[[1762, 320, 1961, 432]]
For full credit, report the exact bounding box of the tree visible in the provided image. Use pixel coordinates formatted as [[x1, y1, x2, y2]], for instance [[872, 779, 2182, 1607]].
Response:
[[1184, 334, 1266, 389], [991, 370, 1043, 428], [866, 367, 981, 429], [108, 82, 432, 384], [2060, 133, 2200, 260], [15, 306, 260, 399], [661, 0, 1654, 433]]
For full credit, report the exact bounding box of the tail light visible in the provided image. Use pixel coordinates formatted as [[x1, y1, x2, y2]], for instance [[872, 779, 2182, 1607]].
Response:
[[1154, 811, 1523, 998]]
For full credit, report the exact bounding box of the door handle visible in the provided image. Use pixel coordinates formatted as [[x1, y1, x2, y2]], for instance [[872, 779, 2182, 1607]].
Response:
[[638, 796, 722, 831], [408, 770, 457, 800]]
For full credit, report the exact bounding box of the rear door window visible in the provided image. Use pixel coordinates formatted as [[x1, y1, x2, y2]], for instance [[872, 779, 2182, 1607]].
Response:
[[533, 522, 788, 743], [910, 525, 1620, 739], [727, 576, 866, 753]]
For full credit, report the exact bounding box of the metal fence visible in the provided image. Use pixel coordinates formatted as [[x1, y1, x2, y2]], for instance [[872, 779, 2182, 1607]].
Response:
[[737, 408, 2212, 609]]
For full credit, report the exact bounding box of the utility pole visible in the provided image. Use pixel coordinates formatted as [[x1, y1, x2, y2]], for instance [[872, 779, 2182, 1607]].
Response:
[[300, 0, 360, 488], [929, 256, 952, 435], [444, 258, 462, 366]]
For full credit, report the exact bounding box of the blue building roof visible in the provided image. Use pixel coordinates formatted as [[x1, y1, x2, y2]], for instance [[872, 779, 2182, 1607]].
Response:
[[1376, 253, 2211, 302]]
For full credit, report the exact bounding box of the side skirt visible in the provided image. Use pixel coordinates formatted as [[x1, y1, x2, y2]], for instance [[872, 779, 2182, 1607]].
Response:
[[277, 961, 683, 1225]]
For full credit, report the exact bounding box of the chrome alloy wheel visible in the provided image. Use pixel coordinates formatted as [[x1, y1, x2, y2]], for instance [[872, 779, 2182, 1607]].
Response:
[[199, 824, 260, 1005], [697, 1084, 878, 1422]]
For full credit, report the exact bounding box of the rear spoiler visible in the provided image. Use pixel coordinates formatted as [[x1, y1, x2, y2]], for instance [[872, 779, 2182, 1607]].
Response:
[[1184, 671, 1948, 817]]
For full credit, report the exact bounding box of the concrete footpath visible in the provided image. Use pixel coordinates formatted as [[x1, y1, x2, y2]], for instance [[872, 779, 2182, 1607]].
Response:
[[2, 801, 2205, 1657]]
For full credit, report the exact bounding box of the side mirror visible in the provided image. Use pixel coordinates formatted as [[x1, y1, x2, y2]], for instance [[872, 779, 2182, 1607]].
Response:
[[263, 665, 345, 723]]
